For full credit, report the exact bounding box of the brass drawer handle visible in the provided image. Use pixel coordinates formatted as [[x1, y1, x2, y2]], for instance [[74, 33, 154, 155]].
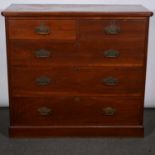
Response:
[[102, 107, 116, 116], [104, 23, 120, 35], [36, 76, 51, 86], [35, 49, 51, 58], [37, 107, 52, 116], [103, 49, 120, 58], [102, 76, 118, 86], [35, 22, 50, 35]]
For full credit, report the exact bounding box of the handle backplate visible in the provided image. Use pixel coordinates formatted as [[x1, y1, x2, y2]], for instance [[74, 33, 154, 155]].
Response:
[[35, 22, 50, 35], [36, 76, 51, 86], [102, 107, 116, 116], [35, 49, 51, 58], [37, 106, 52, 116], [102, 76, 118, 86], [104, 21, 120, 35], [103, 49, 120, 58]]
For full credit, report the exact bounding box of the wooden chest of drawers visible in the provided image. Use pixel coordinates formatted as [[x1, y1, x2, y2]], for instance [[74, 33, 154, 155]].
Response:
[[2, 4, 153, 137]]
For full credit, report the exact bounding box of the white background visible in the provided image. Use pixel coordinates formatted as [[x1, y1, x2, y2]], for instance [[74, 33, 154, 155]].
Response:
[[0, 0, 155, 107]]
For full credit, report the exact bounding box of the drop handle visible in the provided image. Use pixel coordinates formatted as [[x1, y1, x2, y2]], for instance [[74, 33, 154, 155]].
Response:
[[35, 22, 50, 35], [37, 107, 52, 116], [36, 76, 51, 86], [103, 49, 120, 58], [102, 77, 119, 86], [104, 24, 120, 35], [102, 107, 116, 116], [35, 49, 51, 58]]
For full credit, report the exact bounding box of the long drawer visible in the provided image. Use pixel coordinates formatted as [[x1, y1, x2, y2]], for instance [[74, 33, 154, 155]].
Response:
[[79, 19, 147, 41], [10, 66, 144, 96], [11, 96, 142, 126], [9, 40, 144, 66], [8, 19, 76, 40]]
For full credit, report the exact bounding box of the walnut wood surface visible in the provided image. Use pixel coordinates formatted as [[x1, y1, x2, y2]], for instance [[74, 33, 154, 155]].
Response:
[[9, 40, 145, 67], [11, 96, 141, 126], [9, 126, 144, 138], [2, 4, 153, 17], [8, 19, 76, 40], [10, 66, 144, 96], [2, 4, 152, 137], [79, 19, 147, 40]]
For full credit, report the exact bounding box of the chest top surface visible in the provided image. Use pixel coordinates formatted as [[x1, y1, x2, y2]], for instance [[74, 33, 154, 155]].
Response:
[[2, 4, 153, 17]]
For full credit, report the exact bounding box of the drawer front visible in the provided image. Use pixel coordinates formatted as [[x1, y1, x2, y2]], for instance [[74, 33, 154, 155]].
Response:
[[11, 96, 141, 126], [79, 19, 147, 41], [79, 41, 145, 66], [9, 40, 144, 66], [10, 67, 144, 96], [8, 19, 76, 40], [9, 40, 77, 66]]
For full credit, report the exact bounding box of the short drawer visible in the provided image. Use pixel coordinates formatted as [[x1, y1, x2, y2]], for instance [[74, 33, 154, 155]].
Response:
[[79, 19, 147, 41], [10, 66, 144, 96], [78, 41, 145, 66], [9, 40, 77, 66], [8, 19, 76, 40], [11, 96, 142, 126]]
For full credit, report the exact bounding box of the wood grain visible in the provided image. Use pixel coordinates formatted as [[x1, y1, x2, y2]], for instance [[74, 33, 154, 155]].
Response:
[[9, 126, 144, 138], [2, 4, 152, 137], [10, 66, 144, 96], [9, 40, 145, 67], [2, 4, 153, 17], [79, 19, 147, 41], [10, 96, 142, 126], [8, 19, 76, 40]]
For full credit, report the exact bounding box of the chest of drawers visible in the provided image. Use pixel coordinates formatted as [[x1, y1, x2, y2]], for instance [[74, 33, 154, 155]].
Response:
[[2, 4, 153, 137]]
